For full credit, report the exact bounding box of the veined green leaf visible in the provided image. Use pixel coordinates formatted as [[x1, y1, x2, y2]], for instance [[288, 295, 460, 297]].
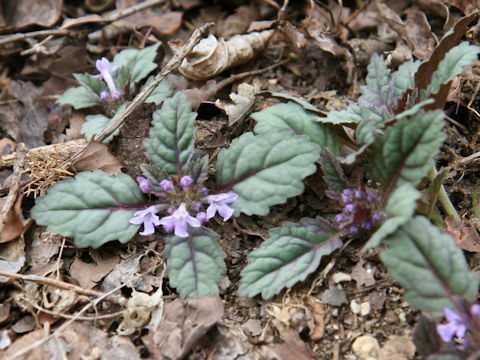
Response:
[[164, 227, 226, 298], [144, 78, 172, 105], [319, 148, 346, 192], [144, 92, 196, 175], [252, 102, 339, 154], [368, 109, 445, 189], [73, 73, 107, 96], [392, 60, 422, 101], [31, 170, 145, 248], [113, 43, 160, 84], [57, 86, 100, 109], [256, 90, 328, 116], [381, 216, 478, 316], [364, 183, 420, 250], [82, 103, 128, 143], [216, 130, 321, 216], [427, 41, 480, 97], [359, 53, 392, 110], [239, 218, 342, 299]]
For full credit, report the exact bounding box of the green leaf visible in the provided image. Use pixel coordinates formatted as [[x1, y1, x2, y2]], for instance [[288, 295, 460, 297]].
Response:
[[368, 109, 445, 189], [216, 130, 321, 216], [252, 102, 339, 154], [239, 218, 342, 299], [164, 227, 226, 298], [392, 60, 422, 101], [427, 41, 480, 96], [319, 148, 346, 192], [323, 107, 363, 126], [144, 78, 172, 105], [82, 103, 127, 143], [57, 86, 100, 109], [359, 53, 392, 110], [73, 73, 107, 96], [364, 183, 421, 250], [113, 43, 160, 84], [144, 92, 196, 175], [140, 163, 168, 193], [381, 216, 478, 316], [31, 170, 145, 248]]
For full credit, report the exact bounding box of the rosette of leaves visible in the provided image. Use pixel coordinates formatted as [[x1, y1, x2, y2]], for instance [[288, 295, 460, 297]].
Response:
[[239, 14, 480, 304], [31, 89, 329, 298], [57, 43, 171, 143]]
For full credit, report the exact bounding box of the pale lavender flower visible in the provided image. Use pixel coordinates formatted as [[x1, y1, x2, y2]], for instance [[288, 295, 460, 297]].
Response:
[[471, 304, 480, 317], [94, 57, 121, 101], [199, 187, 208, 196], [180, 175, 192, 188], [341, 189, 352, 204], [129, 205, 162, 236], [206, 193, 239, 221], [350, 225, 359, 233], [355, 190, 363, 200], [158, 203, 201, 237], [160, 179, 174, 192], [335, 214, 343, 222], [371, 214, 380, 223], [361, 221, 372, 230], [137, 176, 152, 193], [193, 202, 202, 211], [437, 308, 468, 342]]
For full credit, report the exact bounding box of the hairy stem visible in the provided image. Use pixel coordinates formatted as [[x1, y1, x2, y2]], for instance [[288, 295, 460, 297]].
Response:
[[428, 167, 461, 222]]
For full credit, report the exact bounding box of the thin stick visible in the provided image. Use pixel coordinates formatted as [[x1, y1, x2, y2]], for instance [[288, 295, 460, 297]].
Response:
[[0, 0, 167, 46], [64, 22, 214, 166], [0, 143, 26, 234], [0, 271, 103, 298], [4, 284, 124, 360]]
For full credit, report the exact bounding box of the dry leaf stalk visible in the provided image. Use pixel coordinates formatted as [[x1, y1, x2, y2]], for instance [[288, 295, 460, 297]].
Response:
[[179, 30, 274, 80]]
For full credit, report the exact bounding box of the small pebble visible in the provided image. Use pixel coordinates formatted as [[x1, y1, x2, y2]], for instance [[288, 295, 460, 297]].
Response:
[[332, 272, 352, 283], [352, 335, 380, 360]]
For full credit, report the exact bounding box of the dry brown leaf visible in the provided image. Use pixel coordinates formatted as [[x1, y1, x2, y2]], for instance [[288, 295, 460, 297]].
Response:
[[1, 321, 140, 360], [444, 0, 480, 15], [0, 138, 15, 157], [444, 216, 480, 252], [413, 0, 449, 19], [404, 7, 436, 60], [73, 141, 123, 175], [179, 30, 274, 81], [155, 12, 183, 36], [216, 83, 256, 126], [351, 259, 376, 289], [304, 297, 326, 340], [69, 249, 120, 290], [217, 4, 260, 39], [0, 196, 24, 244], [270, 330, 315, 360], [179, 0, 202, 10], [0, 256, 24, 283], [64, 113, 85, 141], [143, 295, 224, 360], [1, 0, 62, 30]]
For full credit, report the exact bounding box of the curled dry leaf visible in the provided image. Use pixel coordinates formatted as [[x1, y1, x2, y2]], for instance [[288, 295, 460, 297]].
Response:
[[72, 141, 124, 175], [215, 83, 257, 126], [0, 196, 24, 244], [179, 30, 274, 81]]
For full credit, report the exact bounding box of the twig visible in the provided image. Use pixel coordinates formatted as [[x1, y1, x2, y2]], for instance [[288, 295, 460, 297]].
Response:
[[4, 284, 124, 360], [0, 143, 26, 234], [64, 22, 214, 166], [0, 0, 167, 46], [0, 271, 103, 298]]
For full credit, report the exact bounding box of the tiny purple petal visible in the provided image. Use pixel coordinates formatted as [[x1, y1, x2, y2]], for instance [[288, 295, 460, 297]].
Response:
[[350, 225, 359, 233], [100, 90, 110, 101], [95, 57, 121, 101], [111, 90, 121, 101], [137, 176, 152, 193], [199, 187, 208, 196], [180, 175, 193, 188], [335, 214, 343, 222], [342, 189, 352, 196], [196, 212, 207, 223], [167, 208, 175, 215], [345, 204, 355, 214], [361, 221, 372, 230], [471, 304, 480, 317], [371, 214, 380, 223], [193, 202, 202, 211], [437, 323, 458, 343], [355, 190, 363, 200], [436, 308, 468, 342], [366, 191, 376, 202], [160, 179, 174, 192]]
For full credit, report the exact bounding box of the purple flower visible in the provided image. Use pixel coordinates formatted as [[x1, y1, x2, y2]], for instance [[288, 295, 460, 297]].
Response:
[[437, 308, 468, 342], [355, 190, 363, 200], [205, 193, 239, 221], [361, 221, 372, 230], [371, 214, 380, 223], [196, 212, 207, 223], [193, 202, 202, 211], [350, 225, 359, 233], [341, 189, 352, 204], [180, 175, 193, 188], [137, 176, 152, 193], [160, 179, 174, 192], [345, 204, 355, 214], [335, 213, 344, 222], [100, 90, 110, 102], [129, 205, 162, 236], [366, 191, 376, 203], [158, 203, 201, 237], [471, 304, 480, 317], [199, 187, 208, 196], [94, 57, 121, 101]]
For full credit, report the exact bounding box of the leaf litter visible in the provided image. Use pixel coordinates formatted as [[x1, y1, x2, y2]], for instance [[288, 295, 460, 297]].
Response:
[[0, 0, 479, 359]]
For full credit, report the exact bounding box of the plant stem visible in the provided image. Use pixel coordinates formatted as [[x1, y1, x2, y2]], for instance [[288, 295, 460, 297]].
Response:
[[428, 167, 461, 222]]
